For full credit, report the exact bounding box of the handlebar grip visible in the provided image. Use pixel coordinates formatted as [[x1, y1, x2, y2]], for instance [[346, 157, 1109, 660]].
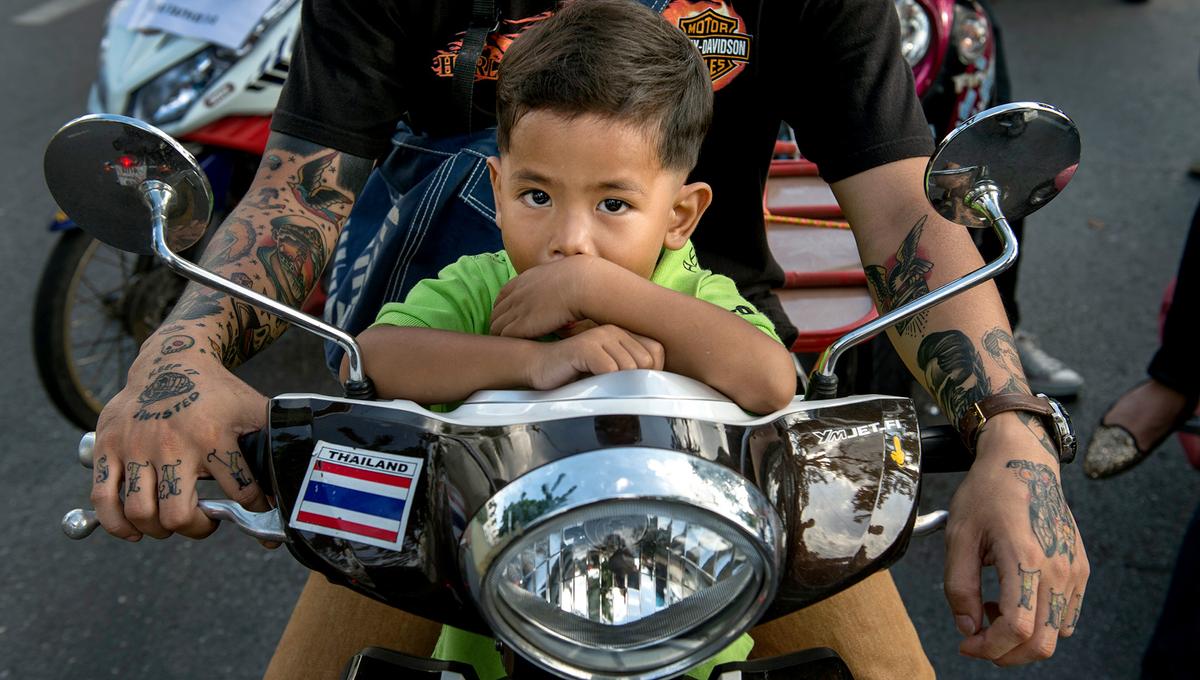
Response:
[[920, 424, 973, 473], [237, 430, 269, 487]]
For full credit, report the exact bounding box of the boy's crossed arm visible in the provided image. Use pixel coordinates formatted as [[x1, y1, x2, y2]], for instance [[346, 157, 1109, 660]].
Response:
[[346, 254, 796, 414]]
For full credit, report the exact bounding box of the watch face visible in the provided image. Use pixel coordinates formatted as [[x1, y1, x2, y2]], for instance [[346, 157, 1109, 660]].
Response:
[[1041, 395, 1077, 463]]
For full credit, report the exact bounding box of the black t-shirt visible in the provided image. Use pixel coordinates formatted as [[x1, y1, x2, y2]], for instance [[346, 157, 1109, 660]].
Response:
[[273, 0, 933, 314]]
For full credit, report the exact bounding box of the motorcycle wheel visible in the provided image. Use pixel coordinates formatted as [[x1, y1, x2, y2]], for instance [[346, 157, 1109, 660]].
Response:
[[33, 229, 185, 431]]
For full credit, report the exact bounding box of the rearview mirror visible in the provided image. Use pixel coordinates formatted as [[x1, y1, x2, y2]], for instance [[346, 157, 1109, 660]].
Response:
[[43, 114, 376, 399]]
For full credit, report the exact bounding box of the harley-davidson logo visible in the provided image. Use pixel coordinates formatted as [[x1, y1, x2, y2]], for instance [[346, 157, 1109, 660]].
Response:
[[432, 13, 553, 81], [675, 6, 751, 89]]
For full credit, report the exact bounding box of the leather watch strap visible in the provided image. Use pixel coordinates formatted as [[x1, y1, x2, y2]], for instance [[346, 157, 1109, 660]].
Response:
[[959, 393, 1055, 455]]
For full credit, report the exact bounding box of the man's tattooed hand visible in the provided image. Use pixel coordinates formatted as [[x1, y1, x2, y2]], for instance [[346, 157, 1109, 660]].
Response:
[[1007, 459, 1077, 563]]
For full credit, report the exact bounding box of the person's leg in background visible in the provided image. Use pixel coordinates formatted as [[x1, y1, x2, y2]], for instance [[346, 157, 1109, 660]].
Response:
[[973, 0, 1084, 399], [1085, 199, 1200, 478], [1142, 501, 1200, 679]]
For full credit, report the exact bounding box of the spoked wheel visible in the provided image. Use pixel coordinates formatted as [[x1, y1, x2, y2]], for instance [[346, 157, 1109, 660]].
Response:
[[32, 229, 186, 431]]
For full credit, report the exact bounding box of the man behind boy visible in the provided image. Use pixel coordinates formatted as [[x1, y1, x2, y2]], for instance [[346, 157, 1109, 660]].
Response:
[[344, 0, 795, 418]]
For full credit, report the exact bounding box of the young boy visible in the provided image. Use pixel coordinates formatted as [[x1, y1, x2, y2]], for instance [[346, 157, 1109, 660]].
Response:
[[342, 0, 795, 416], [337, 0, 791, 675]]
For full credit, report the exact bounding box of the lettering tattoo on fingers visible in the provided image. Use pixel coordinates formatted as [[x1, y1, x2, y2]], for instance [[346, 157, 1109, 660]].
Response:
[[917, 330, 992, 427], [207, 449, 254, 490], [158, 459, 183, 500], [125, 460, 150, 494], [864, 216, 933, 337], [1007, 459, 1077, 563], [1069, 592, 1083, 630], [1046, 589, 1067, 628], [96, 455, 109, 483], [1018, 563, 1040, 610]]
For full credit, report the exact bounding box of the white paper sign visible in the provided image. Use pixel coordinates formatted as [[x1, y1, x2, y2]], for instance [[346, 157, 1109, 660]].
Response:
[[118, 0, 280, 50]]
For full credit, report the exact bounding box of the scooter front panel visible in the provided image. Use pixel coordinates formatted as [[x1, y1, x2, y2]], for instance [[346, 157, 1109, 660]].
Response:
[[264, 396, 747, 633], [261, 387, 921, 635], [747, 397, 921, 621]]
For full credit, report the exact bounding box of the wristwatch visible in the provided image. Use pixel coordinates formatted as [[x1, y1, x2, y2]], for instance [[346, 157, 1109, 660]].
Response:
[[958, 393, 1077, 464]]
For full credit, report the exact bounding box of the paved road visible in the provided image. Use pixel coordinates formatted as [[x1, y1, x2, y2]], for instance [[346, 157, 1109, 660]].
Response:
[[1, 0, 1197, 678]]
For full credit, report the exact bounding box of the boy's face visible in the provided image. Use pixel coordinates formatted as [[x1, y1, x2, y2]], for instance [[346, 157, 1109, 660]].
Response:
[[488, 111, 711, 278]]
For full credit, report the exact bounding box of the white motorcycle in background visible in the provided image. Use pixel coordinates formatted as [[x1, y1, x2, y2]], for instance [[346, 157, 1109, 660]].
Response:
[[33, 0, 301, 431]]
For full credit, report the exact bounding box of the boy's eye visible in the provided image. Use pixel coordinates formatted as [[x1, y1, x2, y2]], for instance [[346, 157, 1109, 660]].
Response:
[[599, 198, 628, 214], [521, 190, 551, 207]]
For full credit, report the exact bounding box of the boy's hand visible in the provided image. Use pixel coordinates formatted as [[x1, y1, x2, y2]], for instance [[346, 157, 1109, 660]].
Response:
[[492, 256, 603, 338], [527, 324, 664, 389]]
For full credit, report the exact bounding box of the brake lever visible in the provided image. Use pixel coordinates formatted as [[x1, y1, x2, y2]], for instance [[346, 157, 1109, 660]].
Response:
[[64, 432, 285, 542]]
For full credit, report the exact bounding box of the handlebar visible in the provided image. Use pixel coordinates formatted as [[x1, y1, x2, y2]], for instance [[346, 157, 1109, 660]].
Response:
[[67, 425, 961, 541], [63, 431, 283, 542], [920, 424, 973, 473]]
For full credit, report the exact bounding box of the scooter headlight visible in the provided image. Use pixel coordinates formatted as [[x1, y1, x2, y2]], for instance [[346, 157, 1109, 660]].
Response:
[[462, 449, 782, 680], [894, 0, 932, 67], [129, 47, 234, 126]]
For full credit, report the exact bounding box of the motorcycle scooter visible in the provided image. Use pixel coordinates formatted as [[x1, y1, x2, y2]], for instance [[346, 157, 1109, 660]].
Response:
[[46, 102, 1079, 679], [33, 0, 302, 431]]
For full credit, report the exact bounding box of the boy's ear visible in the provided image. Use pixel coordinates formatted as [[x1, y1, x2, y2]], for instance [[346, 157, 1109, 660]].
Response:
[[487, 156, 503, 228], [664, 180, 712, 250]]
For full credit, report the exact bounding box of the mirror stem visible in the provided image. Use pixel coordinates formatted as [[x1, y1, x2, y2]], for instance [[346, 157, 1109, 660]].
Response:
[[140, 180, 376, 399], [805, 181, 1018, 400]]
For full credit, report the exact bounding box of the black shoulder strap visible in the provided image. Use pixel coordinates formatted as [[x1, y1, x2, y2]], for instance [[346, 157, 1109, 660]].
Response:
[[451, 0, 499, 134]]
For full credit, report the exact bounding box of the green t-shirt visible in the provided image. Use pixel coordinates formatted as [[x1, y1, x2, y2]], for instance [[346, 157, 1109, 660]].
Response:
[[374, 240, 780, 343], [373, 241, 774, 677]]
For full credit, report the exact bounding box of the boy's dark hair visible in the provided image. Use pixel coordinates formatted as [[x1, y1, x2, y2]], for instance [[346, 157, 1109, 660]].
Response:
[[496, 0, 712, 172]]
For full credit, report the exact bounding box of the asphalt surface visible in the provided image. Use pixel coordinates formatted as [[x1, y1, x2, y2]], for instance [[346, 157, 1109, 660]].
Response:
[[1, 0, 1198, 678]]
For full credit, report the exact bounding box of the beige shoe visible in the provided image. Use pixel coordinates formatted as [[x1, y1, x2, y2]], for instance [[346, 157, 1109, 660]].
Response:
[[1083, 382, 1199, 479]]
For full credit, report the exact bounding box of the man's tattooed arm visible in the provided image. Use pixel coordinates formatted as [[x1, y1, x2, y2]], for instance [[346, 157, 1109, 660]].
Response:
[[156, 133, 374, 368], [863, 215, 1049, 436]]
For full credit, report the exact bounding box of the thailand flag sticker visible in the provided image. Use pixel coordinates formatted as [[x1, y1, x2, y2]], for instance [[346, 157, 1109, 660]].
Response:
[[289, 441, 424, 552]]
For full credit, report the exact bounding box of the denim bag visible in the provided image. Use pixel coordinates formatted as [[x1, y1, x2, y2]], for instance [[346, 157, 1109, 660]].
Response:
[[323, 123, 501, 373]]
